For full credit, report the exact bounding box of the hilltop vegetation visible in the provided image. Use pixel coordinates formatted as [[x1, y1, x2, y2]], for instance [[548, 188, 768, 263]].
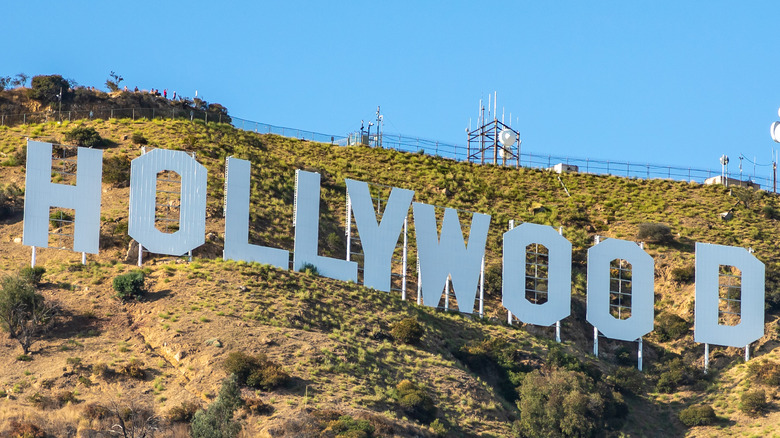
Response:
[[0, 113, 779, 436]]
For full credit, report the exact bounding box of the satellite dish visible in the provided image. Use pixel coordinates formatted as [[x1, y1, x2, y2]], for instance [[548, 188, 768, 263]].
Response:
[[772, 121, 780, 143], [498, 129, 517, 147]]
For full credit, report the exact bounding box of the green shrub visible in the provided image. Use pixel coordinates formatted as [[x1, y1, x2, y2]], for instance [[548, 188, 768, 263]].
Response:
[[655, 313, 689, 341], [747, 360, 780, 386], [131, 132, 148, 145], [430, 418, 447, 437], [112, 271, 145, 300], [299, 262, 320, 276], [223, 351, 289, 390], [607, 366, 645, 394], [762, 205, 778, 219], [325, 415, 375, 438], [518, 369, 606, 438], [64, 126, 104, 148], [679, 404, 716, 427], [167, 400, 201, 422], [455, 337, 531, 403], [394, 380, 436, 423], [191, 375, 243, 438], [739, 389, 767, 417], [19, 266, 46, 286], [670, 265, 695, 283], [637, 223, 673, 243], [390, 317, 424, 345], [103, 155, 131, 187], [118, 359, 146, 379], [655, 358, 701, 393], [49, 209, 73, 229]]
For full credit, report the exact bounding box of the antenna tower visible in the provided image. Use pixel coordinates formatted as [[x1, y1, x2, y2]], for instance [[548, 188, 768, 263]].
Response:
[[466, 92, 521, 167]]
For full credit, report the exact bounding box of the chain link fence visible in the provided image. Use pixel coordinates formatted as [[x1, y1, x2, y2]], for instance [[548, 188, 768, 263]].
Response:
[[1, 106, 773, 190]]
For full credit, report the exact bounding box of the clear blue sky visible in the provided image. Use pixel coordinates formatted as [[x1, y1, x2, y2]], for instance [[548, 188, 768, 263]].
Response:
[[5, 1, 780, 176]]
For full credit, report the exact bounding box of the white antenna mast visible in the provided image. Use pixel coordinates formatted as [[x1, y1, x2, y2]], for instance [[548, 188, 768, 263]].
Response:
[[488, 94, 491, 121], [493, 91, 497, 121]]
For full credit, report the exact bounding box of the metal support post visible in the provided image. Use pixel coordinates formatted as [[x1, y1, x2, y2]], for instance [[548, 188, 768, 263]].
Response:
[[507, 219, 515, 324], [417, 256, 422, 305], [401, 216, 408, 300], [638, 337, 643, 371], [137, 243, 143, 267], [593, 327, 599, 356], [31, 246, 36, 267], [345, 194, 352, 262], [704, 343, 710, 374], [745, 344, 750, 362], [479, 256, 485, 317], [81, 252, 86, 265], [444, 275, 450, 311], [188, 250, 193, 263], [556, 321, 561, 343]]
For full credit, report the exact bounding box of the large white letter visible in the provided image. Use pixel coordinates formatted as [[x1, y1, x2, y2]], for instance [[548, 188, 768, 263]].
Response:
[[23, 141, 103, 253], [128, 149, 207, 256], [502, 223, 571, 326], [223, 157, 289, 269], [293, 170, 357, 281], [346, 179, 414, 292], [413, 203, 490, 311], [586, 238, 654, 342], [694, 242, 765, 347]]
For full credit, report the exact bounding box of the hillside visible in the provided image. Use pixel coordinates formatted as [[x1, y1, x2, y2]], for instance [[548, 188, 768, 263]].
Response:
[[1, 117, 780, 437]]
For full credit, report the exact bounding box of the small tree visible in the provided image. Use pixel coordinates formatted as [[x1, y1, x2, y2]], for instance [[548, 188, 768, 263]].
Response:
[[11, 73, 29, 88], [106, 71, 124, 92], [28, 74, 70, 103], [0, 274, 55, 354], [191, 375, 243, 438]]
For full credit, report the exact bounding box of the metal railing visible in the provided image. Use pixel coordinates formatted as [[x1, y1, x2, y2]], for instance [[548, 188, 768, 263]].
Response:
[[1, 106, 773, 190]]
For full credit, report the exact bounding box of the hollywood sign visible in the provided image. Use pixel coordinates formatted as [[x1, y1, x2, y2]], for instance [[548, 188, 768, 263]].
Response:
[[22, 142, 766, 354]]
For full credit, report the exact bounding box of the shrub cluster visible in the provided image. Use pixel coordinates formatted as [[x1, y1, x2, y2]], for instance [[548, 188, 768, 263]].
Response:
[[167, 400, 201, 422], [131, 132, 148, 145], [670, 265, 695, 283], [8, 420, 46, 438], [49, 209, 74, 229], [103, 155, 131, 187], [390, 317, 424, 345], [19, 266, 46, 286], [739, 389, 768, 417], [112, 271, 145, 300], [64, 126, 104, 148], [637, 222, 673, 243], [655, 358, 701, 393], [223, 351, 289, 390], [394, 379, 436, 423], [324, 415, 375, 438], [679, 404, 716, 427], [518, 368, 618, 438], [607, 366, 645, 394], [117, 359, 146, 379], [655, 313, 689, 341], [747, 360, 780, 386]]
